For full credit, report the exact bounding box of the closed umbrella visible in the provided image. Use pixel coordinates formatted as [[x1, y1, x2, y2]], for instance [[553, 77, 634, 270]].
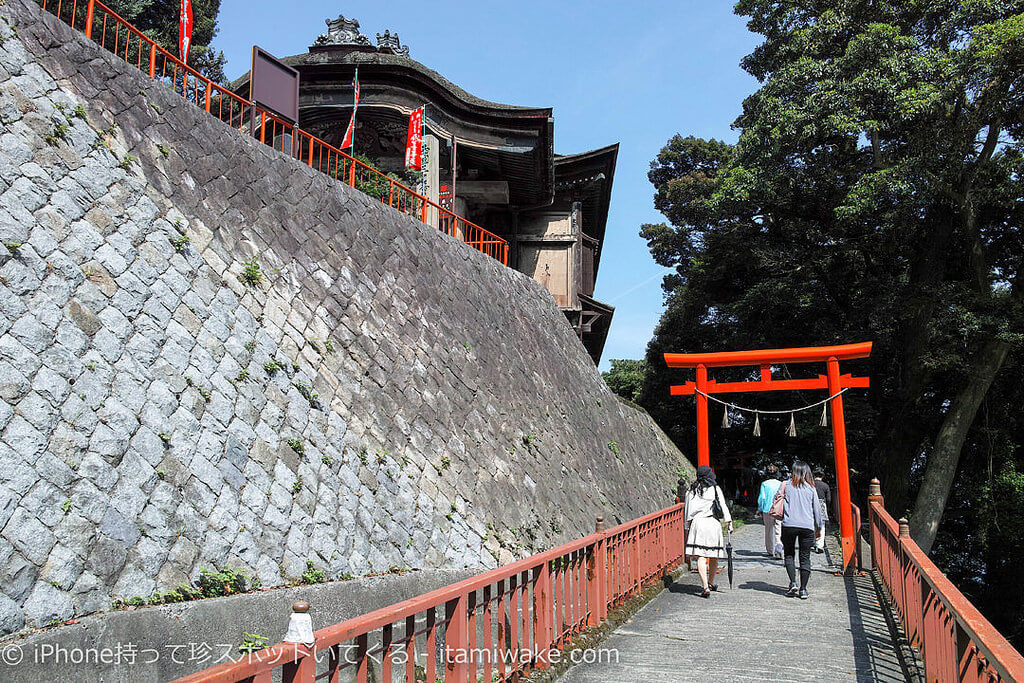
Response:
[[726, 530, 734, 589]]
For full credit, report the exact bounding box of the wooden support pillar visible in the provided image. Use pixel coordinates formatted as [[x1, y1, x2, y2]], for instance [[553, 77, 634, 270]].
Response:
[[827, 357, 856, 572], [695, 364, 709, 467], [84, 0, 95, 38]]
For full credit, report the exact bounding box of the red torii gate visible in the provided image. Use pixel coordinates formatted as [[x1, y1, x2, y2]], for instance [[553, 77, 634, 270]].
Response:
[[664, 342, 872, 571]]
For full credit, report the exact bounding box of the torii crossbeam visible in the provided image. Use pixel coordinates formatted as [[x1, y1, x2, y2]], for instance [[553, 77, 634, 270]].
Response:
[[665, 342, 872, 571]]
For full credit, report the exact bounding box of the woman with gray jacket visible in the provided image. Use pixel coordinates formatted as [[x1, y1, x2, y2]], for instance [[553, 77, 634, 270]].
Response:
[[780, 460, 822, 599]]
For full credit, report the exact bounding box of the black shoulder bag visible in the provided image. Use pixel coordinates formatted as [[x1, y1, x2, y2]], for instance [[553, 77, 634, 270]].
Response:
[[711, 486, 725, 520]]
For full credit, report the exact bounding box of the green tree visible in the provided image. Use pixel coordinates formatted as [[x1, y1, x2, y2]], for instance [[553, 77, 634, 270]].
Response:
[[640, 0, 1024, 559], [105, 0, 227, 82], [602, 359, 649, 402]]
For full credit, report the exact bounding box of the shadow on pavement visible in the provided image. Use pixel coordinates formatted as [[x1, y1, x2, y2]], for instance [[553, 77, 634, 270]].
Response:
[[844, 573, 913, 682], [736, 580, 790, 596]]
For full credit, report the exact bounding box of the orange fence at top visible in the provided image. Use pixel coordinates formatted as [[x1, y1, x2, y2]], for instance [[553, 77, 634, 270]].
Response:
[[174, 504, 685, 683], [36, 0, 510, 266], [867, 479, 1024, 682]]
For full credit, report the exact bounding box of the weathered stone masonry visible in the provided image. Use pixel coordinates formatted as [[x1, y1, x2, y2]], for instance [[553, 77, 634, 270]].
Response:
[[0, 0, 691, 635]]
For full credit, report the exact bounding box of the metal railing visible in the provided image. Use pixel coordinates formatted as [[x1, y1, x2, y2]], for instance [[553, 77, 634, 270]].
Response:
[[174, 504, 685, 682], [36, 0, 510, 266], [866, 478, 1024, 682], [850, 502, 862, 572]]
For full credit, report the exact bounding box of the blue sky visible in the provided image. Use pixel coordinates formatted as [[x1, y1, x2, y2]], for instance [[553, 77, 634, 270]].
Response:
[[215, 1, 762, 370]]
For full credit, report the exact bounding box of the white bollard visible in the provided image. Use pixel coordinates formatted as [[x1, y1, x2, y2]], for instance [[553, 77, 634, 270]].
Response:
[[283, 600, 315, 646]]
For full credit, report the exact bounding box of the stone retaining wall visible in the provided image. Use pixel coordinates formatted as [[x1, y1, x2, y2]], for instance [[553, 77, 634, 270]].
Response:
[[0, 0, 692, 636]]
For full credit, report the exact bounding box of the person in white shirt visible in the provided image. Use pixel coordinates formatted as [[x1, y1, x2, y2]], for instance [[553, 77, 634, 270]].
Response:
[[684, 465, 733, 598], [757, 465, 783, 558]]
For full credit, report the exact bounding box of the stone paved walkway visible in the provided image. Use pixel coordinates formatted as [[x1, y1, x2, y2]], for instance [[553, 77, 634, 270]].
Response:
[[560, 518, 908, 682]]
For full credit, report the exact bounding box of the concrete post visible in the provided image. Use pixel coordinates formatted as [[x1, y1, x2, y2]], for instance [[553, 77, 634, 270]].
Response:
[[283, 600, 314, 645]]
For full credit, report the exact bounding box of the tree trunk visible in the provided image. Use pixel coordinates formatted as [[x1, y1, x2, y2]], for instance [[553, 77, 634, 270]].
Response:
[[909, 339, 1010, 553], [872, 406, 932, 513]]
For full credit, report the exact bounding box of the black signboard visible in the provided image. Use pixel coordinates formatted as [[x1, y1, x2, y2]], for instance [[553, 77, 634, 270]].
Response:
[[250, 46, 300, 125]]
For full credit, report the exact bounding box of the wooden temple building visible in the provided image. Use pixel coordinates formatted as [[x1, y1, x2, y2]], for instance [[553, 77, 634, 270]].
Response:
[[234, 15, 617, 364]]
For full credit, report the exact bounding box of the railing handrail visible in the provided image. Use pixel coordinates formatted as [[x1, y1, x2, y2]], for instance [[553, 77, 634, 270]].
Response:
[[175, 502, 684, 682], [868, 492, 1024, 682], [305, 502, 683, 646], [39, 0, 509, 265]]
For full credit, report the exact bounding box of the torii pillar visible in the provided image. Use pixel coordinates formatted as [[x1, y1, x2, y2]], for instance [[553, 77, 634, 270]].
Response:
[[664, 342, 872, 572]]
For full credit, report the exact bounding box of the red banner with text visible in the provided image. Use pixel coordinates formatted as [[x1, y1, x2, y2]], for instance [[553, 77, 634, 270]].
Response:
[[179, 0, 193, 64], [405, 107, 424, 170], [341, 71, 360, 149]]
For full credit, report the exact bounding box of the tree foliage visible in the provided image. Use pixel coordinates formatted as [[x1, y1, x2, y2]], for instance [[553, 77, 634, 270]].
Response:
[[105, 0, 227, 82], [638, 0, 1024, 646], [601, 359, 648, 403]]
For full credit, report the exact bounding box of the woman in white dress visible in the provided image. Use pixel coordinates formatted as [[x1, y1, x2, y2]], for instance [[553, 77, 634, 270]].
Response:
[[684, 465, 734, 597]]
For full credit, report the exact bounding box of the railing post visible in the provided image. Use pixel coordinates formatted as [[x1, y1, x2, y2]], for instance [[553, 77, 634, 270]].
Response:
[[898, 517, 910, 539], [867, 478, 883, 570], [204, 82, 211, 113], [149, 44, 156, 79], [661, 515, 668, 572], [589, 516, 607, 626], [633, 525, 641, 595], [445, 596, 468, 682], [598, 518, 602, 618], [84, 0, 95, 38], [533, 560, 553, 668]]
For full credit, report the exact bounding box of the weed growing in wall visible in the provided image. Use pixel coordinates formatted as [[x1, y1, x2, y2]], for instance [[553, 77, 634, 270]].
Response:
[[238, 632, 269, 655], [44, 122, 69, 146], [240, 257, 262, 287], [171, 233, 190, 253], [300, 561, 326, 585], [294, 380, 318, 405]]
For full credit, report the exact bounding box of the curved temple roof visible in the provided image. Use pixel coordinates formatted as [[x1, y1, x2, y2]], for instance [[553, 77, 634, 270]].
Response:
[[232, 37, 556, 205]]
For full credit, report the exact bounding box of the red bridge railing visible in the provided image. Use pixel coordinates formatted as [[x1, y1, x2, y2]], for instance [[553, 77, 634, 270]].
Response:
[[35, 0, 510, 266], [174, 504, 684, 682], [867, 479, 1024, 682]]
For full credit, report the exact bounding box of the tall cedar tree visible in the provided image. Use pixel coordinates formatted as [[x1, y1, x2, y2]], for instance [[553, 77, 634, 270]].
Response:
[[638, 0, 1023, 644], [105, 0, 226, 82]]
